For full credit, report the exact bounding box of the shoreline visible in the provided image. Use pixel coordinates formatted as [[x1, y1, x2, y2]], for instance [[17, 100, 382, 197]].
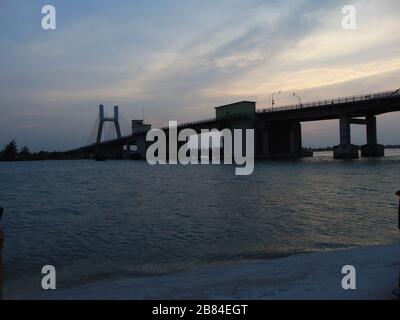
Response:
[[1, 147, 400, 163], [23, 243, 400, 300]]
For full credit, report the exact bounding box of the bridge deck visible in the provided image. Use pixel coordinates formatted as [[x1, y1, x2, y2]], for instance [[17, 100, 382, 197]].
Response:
[[170, 89, 400, 127], [259, 89, 400, 113], [257, 89, 400, 122]]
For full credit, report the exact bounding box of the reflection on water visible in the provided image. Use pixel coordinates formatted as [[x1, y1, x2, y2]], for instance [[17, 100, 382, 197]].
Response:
[[0, 149, 400, 298]]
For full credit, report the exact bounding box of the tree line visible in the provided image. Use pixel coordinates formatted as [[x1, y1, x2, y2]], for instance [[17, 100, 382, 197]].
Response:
[[0, 140, 64, 161]]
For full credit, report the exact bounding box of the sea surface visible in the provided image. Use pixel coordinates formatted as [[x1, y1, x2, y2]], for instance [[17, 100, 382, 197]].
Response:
[[1, 150, 400, 298]]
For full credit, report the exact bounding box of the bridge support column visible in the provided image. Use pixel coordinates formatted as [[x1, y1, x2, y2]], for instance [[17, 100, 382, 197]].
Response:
[[113, 106, 122, 140], [125, 144, 131, 158], [333, 115, 359, 159], [361, 116, 384, 157], [255, 122, 270, 158], [262, 126, 270, 157], [289, 122, 304, 156], [136, 135, 148, 160], [97, 104, 105, 144], [256, 121, 310, 158], [96, 104, 122, 144]]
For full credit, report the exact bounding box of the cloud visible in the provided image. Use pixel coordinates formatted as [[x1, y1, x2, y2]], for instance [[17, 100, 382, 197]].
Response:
[[1, 0, 400, 150]]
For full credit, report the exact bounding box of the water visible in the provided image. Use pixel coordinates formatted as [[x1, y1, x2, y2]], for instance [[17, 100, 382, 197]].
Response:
[[1, 150, 400, 298]]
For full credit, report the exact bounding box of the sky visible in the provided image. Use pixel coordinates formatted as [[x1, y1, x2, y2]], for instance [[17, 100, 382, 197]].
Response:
[[1, 0, 400, 151]]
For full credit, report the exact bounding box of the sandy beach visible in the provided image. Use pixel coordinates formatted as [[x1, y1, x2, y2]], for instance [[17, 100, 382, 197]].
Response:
[[24, 243, 400, 300]]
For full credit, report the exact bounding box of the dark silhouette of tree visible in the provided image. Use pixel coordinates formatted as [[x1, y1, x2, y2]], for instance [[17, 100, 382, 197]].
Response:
[[20, 146, 30, 155], [0, 140, 18, 161], [19, 146, 31, 160]]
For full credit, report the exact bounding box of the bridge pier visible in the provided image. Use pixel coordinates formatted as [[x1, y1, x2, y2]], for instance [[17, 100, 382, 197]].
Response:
[[289, 122, 303, 156], [95, 144, 124, 159], [256, 121, 309, 158], [261, 122, 270, 156], [333, 115, 359, 159], [361, 116, 384, 157], [333, 115, 384, 159], [134, 135, 148, 160]]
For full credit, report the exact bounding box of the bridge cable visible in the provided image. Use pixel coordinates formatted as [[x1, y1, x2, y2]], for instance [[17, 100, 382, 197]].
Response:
[[118, 111, 133, 137], [86, 115, 100, 145], [391, 88, 400, 96]]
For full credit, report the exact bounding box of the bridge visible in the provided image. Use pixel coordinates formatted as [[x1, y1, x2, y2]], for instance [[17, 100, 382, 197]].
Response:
[[66, 89, 400, 160]]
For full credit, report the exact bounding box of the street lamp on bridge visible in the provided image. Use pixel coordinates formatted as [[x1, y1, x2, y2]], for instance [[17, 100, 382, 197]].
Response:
[[271, 91, 282, 108], [293, 93, 303, 107]]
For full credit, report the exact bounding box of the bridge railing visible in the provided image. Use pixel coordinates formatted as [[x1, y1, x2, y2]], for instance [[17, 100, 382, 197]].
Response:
[[160, 117, 217, 131], [257, 89, 400, 113], [161, 113, 253, 131]]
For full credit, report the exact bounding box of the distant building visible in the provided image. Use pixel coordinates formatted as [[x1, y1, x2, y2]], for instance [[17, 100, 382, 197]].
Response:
[[131, 120, 151, 134], [215, 101, 256, 120]]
